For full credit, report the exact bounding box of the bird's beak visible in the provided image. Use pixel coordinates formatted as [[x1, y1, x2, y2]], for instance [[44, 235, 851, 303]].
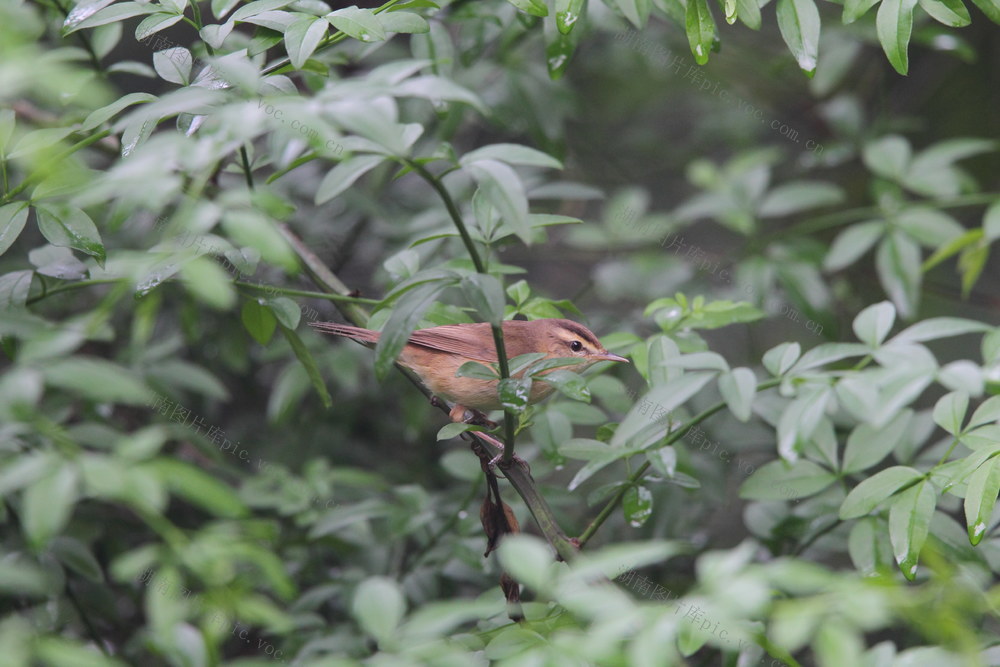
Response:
[[594, 352, 629, 363]]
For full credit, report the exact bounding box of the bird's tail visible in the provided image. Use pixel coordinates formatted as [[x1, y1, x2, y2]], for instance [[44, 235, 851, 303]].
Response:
[[308, 322, 380, 345]]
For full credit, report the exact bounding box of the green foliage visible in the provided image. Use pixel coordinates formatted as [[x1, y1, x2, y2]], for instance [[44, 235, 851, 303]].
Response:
[[1, 0, 999, 665]]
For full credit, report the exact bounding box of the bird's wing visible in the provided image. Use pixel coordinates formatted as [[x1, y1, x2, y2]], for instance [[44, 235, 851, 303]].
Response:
[[407, 324, 499, 362]]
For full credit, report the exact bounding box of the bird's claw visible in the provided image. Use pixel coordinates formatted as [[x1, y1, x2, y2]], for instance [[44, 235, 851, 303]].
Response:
[[486, 451, 531, 476]]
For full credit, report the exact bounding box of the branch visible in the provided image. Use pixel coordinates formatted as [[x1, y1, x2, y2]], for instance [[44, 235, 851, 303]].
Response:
[[577, 378, 782, 548], [403, 160, 519, 464]]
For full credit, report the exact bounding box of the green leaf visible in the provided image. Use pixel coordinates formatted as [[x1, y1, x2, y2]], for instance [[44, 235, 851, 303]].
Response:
[[456, 361, 498, 380], [280, 324, 332, 408], [839, 465, 923, 519], [763, 342, 801, 376], [685, 0, 717, 65], [353, 577, 406, 644], [266, 297, 300, 329], [64, 1, 158, 33], [964, 457, 1000, 545], [0, 560, 54, 596], [842, 410, 912, 474], [0, 270, 34, 309], [179, 256, 236, 310], [736, 0, 762, 27], [35, 203, 106, 266], [284, 16, 328, 69], [876, 233, 921, 320], [758, 181, 843, 217], [555, 0, 585, 32], [693, 300, 764, 329], [922, 228, 982, 273], [375, 279, 455, 381], [824, 221, 885, 272], [152, 47, 193, 85], [918, 0, 971, 25], [863, 135, 912, 180], [315, 155, 385, 204], [853, 301, 895, 347], [377, 11, 429, 33], [776, 0, 820, 75], [465, 159, 531, 245], [740, 459, 836, 500], [81, 92, 157, 132], [148, 459, 248, 518], [984, 200, 1000, 242], [545, 25, 578, 79], [718, 367, 756, 421], [932, 391, 968, 436], [212, 0, 242, 18], [231, 0, 295, 22], [437, 422, 484, 440], [497, 535, 555, 591], [506, 0, 549, 15], [9, 127, 73, 160], [889, 480, 935, 579], [221, 210, 298, 272], [394, 76, 488, 114], [461, 274, 505, 325], [967, 0, 1000, 22], [540, 369, 591, 403], [615, 0, 652, 26], [22, 464, 79, 550], [970, 395, 1000, 428], [896, 207, 964, 247], [612, 372, 715, 448], [843, 0, 881, 20], [847, 517, 891, 576], [242, 299, 277, 345], [51, 536, 104, 583], [890, 317, 993, 344], [789, 343, 869, 372], [0, 203, 29, 257], [326, 6, 386, 42], [135, 12, 185, 42], [623, 485, 654, 527], [499, 376, 532, 412], [876, 0, 918, 75], [42, 357, 153, 405], [958, 242, 989, 298], [461, 143, 563, 170]]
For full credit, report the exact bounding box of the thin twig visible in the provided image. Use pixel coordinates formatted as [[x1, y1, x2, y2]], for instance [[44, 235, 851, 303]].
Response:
[[577, 378, 782, 547], [403, 160, 519, 464]]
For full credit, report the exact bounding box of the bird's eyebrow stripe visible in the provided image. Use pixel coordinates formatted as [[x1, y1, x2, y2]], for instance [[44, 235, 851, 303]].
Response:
[[560, 321, 600, 346]]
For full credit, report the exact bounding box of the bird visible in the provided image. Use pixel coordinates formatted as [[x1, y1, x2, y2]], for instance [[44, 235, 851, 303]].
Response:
[[309, 318, 628, 424]]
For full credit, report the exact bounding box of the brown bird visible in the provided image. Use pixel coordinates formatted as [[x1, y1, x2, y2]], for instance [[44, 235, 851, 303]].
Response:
[[309, 318, 628, 423]]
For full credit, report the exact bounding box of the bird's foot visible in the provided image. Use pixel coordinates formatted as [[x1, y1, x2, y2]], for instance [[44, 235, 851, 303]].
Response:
[[447, 403, 498, 429], [487, 451, 531, 476]]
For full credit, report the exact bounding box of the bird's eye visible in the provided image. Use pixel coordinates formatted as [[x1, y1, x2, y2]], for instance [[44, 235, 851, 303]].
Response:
[[570, 340, 583, 352]]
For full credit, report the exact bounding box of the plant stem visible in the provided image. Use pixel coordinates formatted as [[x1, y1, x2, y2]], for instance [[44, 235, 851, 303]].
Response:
[[240, 146, 254, 190], [771, 192, 1000, 241], [405, 160, 486, 273], [404, 159, 519, 461], [577, 378, 782, 547], [233, 281, 381, 305], [25, 276, 380, 307], [0, 130, 111, 205], [260, 0, 405, 76]]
